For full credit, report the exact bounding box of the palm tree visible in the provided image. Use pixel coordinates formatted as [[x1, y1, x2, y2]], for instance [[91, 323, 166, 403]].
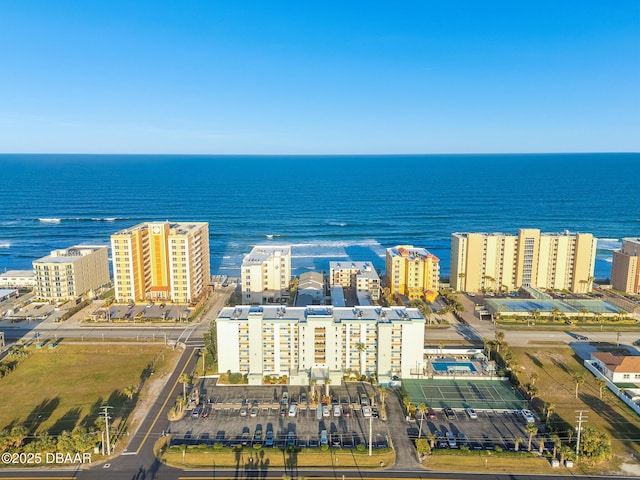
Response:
[[457, 272, 466, 291], [595, 377, 606, 400], [544, 402, 555, 424], [9, 426, 28, 448], [550, 306, 560, 323], [573, 372, 585, 399], [426, 432, 436, 449], [529, 372, 539, 386], [324, 376, 331, 398], [179, 373, 191, 402], [123, 384, 138, 400], [514, 436, 523, 452], [484, 275, 495, 291], [310, 379, 317, 402], [525, 422, 538, 451], [579, 308, 589, 323], [356, 342, 366, 374], [417, 403, 427, 438], [378, 386, 389, 413], [402, 397, 413, 417], [527, 384, 539, 402], [494, 330, 505, 353], [530, 308, 540, 325], [559, 445, 573, 464], [550, 433, 561, 459]]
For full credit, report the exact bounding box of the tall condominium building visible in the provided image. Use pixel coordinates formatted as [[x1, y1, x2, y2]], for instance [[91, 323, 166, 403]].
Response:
[[111, 221, 210, 304], [216, 305, 425, 385], [33, 245, 110, 300], [241, 245, 291, 304], [611, 238, 640, 294], [385, 246, 440, 298], [451, 229, 597, 294], [329, 261, 380, 300]]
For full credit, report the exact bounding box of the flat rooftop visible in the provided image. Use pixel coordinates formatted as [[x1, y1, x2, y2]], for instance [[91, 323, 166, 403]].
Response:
[[0, 270, 34, 278], [112, 221, 207, 236], [217, 305, 424, 324], [33, 245, 107, 264], [243, 245, 291, 265]]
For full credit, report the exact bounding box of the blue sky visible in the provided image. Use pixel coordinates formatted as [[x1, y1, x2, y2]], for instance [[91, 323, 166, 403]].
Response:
[[1, 1, 638, 154]]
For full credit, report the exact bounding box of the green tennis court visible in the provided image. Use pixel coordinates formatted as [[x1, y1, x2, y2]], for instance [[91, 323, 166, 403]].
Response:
[[403, 378, 526, 410]]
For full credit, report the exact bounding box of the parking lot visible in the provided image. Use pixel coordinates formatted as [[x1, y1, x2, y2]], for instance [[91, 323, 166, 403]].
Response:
[[168, 381, 390, 449], [415, 407, 543, 452], [94, 303, 191, 322]]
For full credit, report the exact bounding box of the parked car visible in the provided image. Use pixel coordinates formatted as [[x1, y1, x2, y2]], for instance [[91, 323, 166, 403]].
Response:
[[444, 407, 455, 419], [466, 407, 478, 419], [249, 406, 259, 417], [457, 432, 469, 447], [521, 409, 535, 423], [362, 406, 372, 417], [333, 404, 341, 417], [427, 407, 436, 419], [322, 404, 330, 417], [288, 404, 298, 417], [446, 432, 457, 448], [191, 407, 201, 418], [320, 430, 328, 446], [371, 407, 380, 418], [264, 430, 274, 447], [254, 426, 263, 442], [342, 406, 351, 417], [287, 432, 296, 447], [239, 406, 248, 417], [436, 432, 447, 448]]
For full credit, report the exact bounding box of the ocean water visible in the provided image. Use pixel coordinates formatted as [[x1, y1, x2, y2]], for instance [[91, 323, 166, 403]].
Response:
[[0, 153, 638, 280]]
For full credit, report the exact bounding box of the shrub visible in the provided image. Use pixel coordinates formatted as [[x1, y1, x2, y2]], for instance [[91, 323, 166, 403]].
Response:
[[229, 372, 243, 384], [356, 443, 366, 453]]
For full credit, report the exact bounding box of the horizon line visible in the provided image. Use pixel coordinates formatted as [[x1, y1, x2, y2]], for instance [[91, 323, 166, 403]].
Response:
[[0, 151, 638, 157]]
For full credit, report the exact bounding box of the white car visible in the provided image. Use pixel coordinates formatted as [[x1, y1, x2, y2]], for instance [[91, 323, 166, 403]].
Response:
[[362, 406, 372, 417], [322, 405, 330, 417], [466, 407, 478, 419], [521, 409, 535, 423]]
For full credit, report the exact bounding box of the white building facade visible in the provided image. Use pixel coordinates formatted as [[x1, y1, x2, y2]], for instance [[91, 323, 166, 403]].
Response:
[[216, 305, 425, 385], [241, 246, 291, 304], [0, 270, 36, 289]]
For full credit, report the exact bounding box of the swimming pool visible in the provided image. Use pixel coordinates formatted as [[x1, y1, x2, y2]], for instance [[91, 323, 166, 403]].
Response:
[[431, 361, 478, 373]]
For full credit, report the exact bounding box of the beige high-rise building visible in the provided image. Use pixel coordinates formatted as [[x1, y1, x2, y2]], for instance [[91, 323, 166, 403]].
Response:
[[33, 245, 110, 300], [111, 221, 210, 304], [385, 246, 440, 298], [329, 261, 380, 300], [241, 245, 291, 304], [451, 229, 597, 293], [611, 238, 640, 294]]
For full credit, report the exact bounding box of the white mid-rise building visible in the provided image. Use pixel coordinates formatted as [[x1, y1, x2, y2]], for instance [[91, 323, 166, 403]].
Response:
[[33, 245, 110, 301], [0, 270, 36, 289], [241, 245, 291, 304], [216, 305, 425, 385]]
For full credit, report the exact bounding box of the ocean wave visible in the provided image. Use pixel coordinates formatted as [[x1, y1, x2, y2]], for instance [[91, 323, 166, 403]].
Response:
[[289, 239, 382, 248], [597, 238, 621, 251], [291, 254, 350, 259], [38, 218, 61, 224], [0, 241, 10, 248], [601, 257, 613, 263], [327, 221, 348, 227]]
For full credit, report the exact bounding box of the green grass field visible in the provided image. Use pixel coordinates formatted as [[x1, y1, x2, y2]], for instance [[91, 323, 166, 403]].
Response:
[[511, 346, 640, 468], [0, 343, 169, 436]]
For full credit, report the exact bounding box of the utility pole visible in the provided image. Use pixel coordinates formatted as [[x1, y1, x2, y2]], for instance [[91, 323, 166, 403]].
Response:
[[101, 406, 113, 455], [575, 410, 588, 458], [368, 414, 373, 456]]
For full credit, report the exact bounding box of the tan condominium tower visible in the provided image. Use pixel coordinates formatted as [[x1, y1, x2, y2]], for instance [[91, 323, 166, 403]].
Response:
[[111, 221, 210, 304], [385, 245, 440, 298], [33, 245, 110, 301], [451, 229, 597, 294], [611, 238, 640, 294], [241, 245, 291, 304]]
